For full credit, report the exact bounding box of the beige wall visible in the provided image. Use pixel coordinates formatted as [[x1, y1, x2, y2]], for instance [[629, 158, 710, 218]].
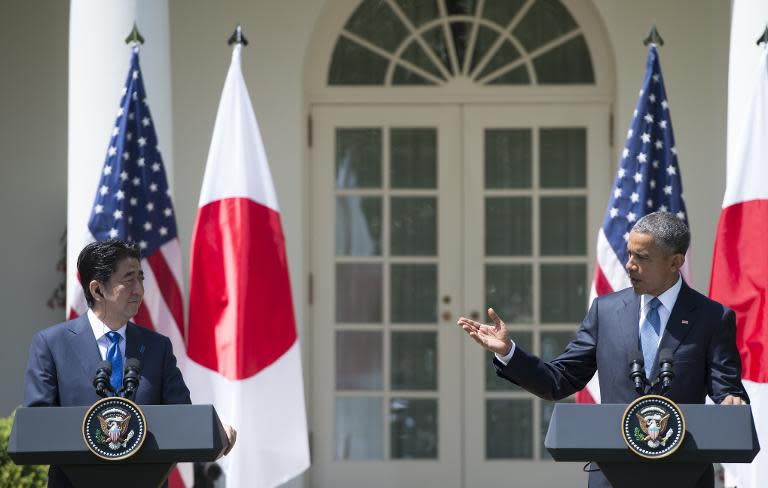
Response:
[[0, 0, 732, 430], [0, 0, 69, 416]]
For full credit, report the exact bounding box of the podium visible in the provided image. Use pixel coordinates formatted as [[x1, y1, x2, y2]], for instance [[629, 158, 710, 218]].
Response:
[[545, 404, 760, 488], [7, 404, 228, 488]]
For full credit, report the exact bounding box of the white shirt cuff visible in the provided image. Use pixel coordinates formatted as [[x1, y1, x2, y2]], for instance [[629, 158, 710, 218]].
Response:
[[494, 341, 516, 365]]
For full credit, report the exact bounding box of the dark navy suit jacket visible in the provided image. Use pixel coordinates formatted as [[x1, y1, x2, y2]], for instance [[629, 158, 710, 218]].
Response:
[[23, 314, 191, 486], [494, 282, 748, 487]]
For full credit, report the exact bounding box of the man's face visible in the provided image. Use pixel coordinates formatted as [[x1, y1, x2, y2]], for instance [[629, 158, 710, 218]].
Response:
[[625, 231, 681, 296], [99, 257, 144, 322]]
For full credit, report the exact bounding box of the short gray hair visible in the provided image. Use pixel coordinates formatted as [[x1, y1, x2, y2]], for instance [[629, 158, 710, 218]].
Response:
[[631, 211, 690, 255]]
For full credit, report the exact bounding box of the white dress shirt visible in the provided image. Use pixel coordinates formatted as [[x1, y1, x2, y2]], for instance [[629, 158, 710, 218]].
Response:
[[87, 308, 127, 362], [495, 275, 683, 365]]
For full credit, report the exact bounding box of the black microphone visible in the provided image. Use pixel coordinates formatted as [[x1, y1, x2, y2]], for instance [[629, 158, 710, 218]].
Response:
[[628, 351, 646, 395], [93, 360, 114, 398], [658, 348, 674, 393], [122, 358, 142, 399]]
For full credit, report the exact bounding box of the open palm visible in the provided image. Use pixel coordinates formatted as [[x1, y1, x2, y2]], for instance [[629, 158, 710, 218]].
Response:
[[457, 308, 511, 355]]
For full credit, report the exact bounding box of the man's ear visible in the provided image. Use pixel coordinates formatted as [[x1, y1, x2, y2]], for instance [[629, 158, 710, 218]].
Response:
[[670, 253, 685, 272], [89, 280, 104, 300]]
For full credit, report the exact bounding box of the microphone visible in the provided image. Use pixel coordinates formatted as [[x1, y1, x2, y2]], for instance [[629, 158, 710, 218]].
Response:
[[122, 358, 142, 399], [658, 349, 674, 393], [628, 351, 646, 395], [93, 360, 114, 398]]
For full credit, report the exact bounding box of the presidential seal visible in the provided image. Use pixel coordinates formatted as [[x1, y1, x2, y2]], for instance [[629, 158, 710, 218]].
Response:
[[82, 397, 147, 460], [621, 394, 685, 459]]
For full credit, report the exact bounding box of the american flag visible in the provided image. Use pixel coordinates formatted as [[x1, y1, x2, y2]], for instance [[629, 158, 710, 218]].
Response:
[[88, 50, 178, 259], [69, 46, 190, 487], [576, 44, 691, 404]]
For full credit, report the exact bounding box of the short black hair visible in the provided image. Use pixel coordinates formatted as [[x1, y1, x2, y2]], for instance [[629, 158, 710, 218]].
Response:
[[77, 240, 141, 307], [631, 211, 690, 255]]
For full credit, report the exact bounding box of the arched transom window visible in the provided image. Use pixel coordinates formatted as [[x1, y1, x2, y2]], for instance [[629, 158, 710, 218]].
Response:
[[329, 0, 595, 86]]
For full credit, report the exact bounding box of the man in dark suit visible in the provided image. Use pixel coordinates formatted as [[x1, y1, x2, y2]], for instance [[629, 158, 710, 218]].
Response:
[[458, 211, 748, 488], [24, 240, 235, 487]]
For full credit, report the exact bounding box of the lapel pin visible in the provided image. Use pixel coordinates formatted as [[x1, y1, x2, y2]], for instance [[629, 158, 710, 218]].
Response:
[[681, 320, 689, 325], [139, 345, 146, 354]]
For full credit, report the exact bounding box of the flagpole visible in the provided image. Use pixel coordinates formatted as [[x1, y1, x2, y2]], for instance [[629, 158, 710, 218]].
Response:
[[643, 24, 664, 47], [758, 25, 768, 46], [227, 24, 249, 46], [125, 22, 145, 45]]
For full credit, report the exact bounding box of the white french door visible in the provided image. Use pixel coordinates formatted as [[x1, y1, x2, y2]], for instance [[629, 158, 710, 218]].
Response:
[[461, 104, 609, 487], [310, 103, 610, 487], [310, 105, 464, 488]]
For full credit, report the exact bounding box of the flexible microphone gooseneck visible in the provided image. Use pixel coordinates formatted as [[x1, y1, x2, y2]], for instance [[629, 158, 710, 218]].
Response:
[[93, 360, 114, 398], [628, 351, 646, 396]]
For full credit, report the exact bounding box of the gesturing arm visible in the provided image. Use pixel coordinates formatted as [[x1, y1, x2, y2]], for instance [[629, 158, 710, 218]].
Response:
[[459, 300, 599, 402]]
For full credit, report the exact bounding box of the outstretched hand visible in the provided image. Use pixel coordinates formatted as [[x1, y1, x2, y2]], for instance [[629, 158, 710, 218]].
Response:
[[457, 308, 512, 356]]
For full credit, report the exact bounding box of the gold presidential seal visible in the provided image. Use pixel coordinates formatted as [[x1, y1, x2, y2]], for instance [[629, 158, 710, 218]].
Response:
[[621, 394, 686, 459], [82, 397, 147, 461]]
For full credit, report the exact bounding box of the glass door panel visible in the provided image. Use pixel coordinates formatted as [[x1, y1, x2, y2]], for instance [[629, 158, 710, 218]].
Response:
[[312, 105, 462, 488]]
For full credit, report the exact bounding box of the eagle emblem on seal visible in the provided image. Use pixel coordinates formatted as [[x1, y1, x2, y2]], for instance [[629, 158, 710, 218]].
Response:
[[635, 406, 674, 448], [97, 410, 135, 450]]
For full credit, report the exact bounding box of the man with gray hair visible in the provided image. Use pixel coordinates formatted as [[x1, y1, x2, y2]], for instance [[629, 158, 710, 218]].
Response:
[[458, 211, 747, 488]]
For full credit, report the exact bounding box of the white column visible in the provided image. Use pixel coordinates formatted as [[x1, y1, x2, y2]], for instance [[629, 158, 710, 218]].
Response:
[[66, 0, 173, 312], [727, 1, 768, 172]]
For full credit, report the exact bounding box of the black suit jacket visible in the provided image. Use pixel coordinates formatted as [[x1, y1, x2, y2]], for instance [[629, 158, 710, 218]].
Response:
[[23, 314, 191, 486], [493, 282, 748, 487]]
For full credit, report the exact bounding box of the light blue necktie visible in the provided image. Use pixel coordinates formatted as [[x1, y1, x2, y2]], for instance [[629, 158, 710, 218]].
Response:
[[640, 297, 662, 378], [106, 331, 123, 391]]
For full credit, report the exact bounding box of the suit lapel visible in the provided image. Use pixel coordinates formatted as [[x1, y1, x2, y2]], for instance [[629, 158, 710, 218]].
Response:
[[125, 323, 141, 360], [67, 314, 102, 381], [617, 290, 642, 359], [650, 282, 698, 379], [125, 323, 150, 364]]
